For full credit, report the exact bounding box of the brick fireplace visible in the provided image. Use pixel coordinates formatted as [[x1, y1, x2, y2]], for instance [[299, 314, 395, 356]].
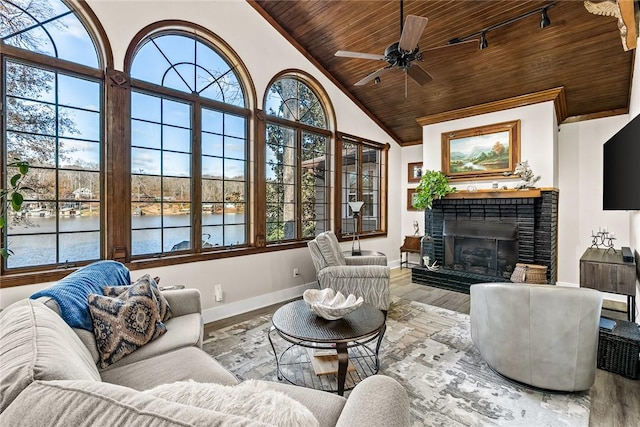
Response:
[[412, 189, 558, 294]]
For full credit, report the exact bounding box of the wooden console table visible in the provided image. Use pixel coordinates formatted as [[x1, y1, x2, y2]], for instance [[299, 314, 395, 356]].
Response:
[[400, 235, 422, 269], [580, 248, 636, 322]]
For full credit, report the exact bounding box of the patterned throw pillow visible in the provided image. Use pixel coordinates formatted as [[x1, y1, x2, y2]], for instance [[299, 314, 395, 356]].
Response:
[[103, 275, 172, 322], [89, 280, 167, 368]]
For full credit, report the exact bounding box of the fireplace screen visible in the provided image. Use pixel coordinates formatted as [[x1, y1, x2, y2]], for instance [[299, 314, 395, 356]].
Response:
[[443, 221, 518, 279]]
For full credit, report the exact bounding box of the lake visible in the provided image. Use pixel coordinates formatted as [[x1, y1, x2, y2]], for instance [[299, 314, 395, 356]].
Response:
[[5, 213, 246, 269]]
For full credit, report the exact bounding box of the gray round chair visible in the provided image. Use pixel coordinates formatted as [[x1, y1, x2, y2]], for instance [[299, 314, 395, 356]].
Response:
[[470, 282, 603, 392]]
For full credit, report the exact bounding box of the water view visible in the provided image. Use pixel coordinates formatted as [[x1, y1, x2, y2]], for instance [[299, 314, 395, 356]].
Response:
[[5, 213, 246, 269]]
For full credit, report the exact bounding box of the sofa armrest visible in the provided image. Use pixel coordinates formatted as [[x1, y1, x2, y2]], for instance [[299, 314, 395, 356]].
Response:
[[317, 266, 390, 311], [161, 288, 202, 318], [345, 255, 387, 266], [336, 375, 410, 427]]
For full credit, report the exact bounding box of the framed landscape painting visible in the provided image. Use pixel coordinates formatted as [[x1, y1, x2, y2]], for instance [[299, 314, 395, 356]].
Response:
[[441, 120, 520, 181]]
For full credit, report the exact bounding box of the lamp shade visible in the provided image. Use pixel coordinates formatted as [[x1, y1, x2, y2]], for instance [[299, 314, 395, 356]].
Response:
[[348, 201, 364, 214]]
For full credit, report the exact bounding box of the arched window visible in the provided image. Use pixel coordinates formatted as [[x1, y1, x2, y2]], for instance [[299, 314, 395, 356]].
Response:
[[1, 0, 104, 270], [264, 74, 332, 242], [129, 31, 249, 257]]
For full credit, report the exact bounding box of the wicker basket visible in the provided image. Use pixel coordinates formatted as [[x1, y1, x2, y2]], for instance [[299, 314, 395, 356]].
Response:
[[597, 320, 640, 379], [510, 263, 547, 284]]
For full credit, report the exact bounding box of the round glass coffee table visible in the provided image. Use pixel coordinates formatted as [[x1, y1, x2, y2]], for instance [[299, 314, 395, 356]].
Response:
[[268, 299, 385, 395]]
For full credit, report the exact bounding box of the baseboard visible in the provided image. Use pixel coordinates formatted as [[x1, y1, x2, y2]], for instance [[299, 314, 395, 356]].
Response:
[[202, 281, 316, 324]]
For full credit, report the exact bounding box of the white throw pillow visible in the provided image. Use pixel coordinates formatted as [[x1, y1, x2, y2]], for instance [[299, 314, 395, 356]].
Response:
[[145, 380, 319, 427]]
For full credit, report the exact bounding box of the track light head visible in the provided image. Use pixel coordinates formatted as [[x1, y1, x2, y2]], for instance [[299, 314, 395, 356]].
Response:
[[540, 9, 551, 28], [479, 32, 488, 50]]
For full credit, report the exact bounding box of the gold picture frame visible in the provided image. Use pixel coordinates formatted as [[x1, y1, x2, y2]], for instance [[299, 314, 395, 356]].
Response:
[[441, 120, 520, 181], [408, 162, 423, 183]]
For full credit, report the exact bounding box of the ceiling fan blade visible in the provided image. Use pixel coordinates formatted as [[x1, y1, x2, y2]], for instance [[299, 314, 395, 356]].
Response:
[[398, 15, 428, 52], [335, 50, 385, 61], [406, 64, 433, 86], [354, 66, 393, 86]]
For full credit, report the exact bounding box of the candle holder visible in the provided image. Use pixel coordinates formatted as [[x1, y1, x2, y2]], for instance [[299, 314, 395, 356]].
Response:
[[590, 229, 616, 253]]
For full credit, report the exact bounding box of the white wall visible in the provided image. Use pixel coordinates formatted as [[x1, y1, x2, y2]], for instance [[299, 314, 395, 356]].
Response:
[[628, 37, 640, 323], [557, 115, 631, 285], [0, 0, 404, 321], [401, 145, 424, 239]]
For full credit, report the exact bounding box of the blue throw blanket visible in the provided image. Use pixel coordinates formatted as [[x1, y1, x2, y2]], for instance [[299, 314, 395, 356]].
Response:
[[30, 260, 131, 331]]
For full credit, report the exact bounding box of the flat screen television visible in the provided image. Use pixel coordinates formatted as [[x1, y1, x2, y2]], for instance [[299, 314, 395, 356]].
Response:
[[603, 113, 640, 210]]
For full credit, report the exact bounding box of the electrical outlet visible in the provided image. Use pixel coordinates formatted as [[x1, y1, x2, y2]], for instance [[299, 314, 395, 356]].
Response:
[[214, 284, 223, 302], [293, 268, 300, 277]]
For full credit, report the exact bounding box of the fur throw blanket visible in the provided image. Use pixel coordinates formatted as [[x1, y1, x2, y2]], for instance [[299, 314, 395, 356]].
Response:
[[145, 380, 319, 426]]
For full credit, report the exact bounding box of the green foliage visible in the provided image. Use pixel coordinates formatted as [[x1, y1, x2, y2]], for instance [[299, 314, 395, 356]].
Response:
[[412, 169, 456, 210], [1, 160, 29, 258]]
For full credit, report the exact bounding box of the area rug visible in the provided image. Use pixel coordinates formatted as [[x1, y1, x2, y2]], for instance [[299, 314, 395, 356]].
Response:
[[203, 297, 590, 426]]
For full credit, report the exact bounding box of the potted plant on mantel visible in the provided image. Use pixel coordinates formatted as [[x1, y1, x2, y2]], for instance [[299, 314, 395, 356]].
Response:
[[1, 160, 29, 258], [412, 169, 456, 210]]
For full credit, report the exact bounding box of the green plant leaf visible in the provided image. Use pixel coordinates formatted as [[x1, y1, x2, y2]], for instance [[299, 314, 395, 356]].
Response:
[[0, 216, 5, 228], [18, 162, 29, 175], [10, 173, 22, 187], [11, 192, 24, 211]]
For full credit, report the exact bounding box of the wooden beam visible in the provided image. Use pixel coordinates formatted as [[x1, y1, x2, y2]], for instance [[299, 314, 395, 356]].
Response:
[[416, 87, 567, 127]]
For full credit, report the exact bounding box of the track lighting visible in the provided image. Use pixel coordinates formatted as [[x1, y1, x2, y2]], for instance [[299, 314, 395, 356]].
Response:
[[448, 2, 556, 49], [540, 8, 551, 28], [479, 32, 488, 50]]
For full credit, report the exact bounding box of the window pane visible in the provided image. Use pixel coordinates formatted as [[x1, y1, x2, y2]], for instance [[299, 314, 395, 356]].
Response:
[[59, 139, 100, 170], [202, 203, 224, 225], [6, 132, 56, 168], [164, 227, 191, 252], [59, 203, 100, 232], [131, 120, 161, 149], [132, 229, 161, 255], [162, 177, 191, 202], [58, 75, 100, 111], [7, 98, 56, 135], [6, 234, 57, 268], [131, 92, 161, 122], [163, 205, 190, 226], [58, 107, 100, 141], [162, 152, 190, 177], [202, 180, 222, 203], [224, 225, 245, 246], [224, 136, 246, 161], [162, 125, 191, 153], [224, 159, 245, 180], [2, 0, 99, 68], [132, 147, 161, 175], [202, 109, 223, 134], [162, 99, 191, 128], [225, 114, 246, 139], [202, 132, 223, 157], [132, 203, 162, 229], [6, 62, 55, 102], [58, 170, 100, 200], [59, 231, 100, 263]]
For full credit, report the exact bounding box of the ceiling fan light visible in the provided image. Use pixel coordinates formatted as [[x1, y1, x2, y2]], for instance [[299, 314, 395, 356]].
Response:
[[540, 9, 551, 28], [479, 32, 488, 50]]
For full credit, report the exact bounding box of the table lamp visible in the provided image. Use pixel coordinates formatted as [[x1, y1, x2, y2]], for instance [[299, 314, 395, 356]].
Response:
[[348, 201, 364, 255]]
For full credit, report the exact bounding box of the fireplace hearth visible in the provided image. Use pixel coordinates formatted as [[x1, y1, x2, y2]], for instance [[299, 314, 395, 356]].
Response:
[[412, 189, 558, 294]]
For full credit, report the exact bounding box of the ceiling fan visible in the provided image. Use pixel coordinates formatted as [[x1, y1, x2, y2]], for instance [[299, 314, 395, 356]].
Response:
[[335, 0, 476, 88]]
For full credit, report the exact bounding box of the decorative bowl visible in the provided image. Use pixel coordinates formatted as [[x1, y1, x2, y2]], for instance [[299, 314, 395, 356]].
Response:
[[303, 288, 364, 320]]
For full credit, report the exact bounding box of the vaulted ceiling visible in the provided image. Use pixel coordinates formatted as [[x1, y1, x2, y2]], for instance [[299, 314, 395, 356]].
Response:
[[250, 0, 636, 145]]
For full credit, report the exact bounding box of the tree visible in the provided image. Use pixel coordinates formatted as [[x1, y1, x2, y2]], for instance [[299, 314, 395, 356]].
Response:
[[492, 141, 505, 157]]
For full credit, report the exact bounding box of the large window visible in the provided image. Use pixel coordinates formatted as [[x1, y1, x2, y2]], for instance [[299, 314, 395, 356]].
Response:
[[264, 75, 331, 243], [1, 0, 103, 270], [129, 32, 248, 257], [337, 134, 388, 239]]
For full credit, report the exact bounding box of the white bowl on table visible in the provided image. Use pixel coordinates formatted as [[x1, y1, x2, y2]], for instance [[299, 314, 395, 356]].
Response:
[[303, 288, 364, 321]]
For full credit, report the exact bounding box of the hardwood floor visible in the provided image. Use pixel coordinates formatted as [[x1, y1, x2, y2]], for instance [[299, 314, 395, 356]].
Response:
[[205, 267, 639, 427]]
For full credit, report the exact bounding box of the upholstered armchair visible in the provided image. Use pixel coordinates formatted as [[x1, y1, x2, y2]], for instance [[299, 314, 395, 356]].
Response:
[[470, 282, 603, 391], [307, 231, 390, 313]]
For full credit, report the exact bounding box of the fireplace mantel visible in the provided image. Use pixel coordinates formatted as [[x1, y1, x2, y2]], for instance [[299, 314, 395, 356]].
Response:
[[444, 187, 557, 200]]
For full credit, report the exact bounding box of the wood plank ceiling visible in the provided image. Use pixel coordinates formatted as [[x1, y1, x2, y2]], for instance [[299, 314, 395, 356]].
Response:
[[250, 0, 635, 145]]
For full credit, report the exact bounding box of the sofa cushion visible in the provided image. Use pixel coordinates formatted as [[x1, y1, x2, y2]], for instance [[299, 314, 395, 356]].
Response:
[[0, 299, 100, 413], [104, 274, 173, 322], [88, 280, 167, 369], [100, 346, 238, 390], [98, 313, 202, 371], [0, 380, 267, 426], [145, 379, 319, 426]]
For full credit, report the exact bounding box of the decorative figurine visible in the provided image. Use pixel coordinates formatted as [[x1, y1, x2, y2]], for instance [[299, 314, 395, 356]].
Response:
[[413, 220, 420, 236], [590, 227, 616, 253], [504, 160, 541, 189]]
